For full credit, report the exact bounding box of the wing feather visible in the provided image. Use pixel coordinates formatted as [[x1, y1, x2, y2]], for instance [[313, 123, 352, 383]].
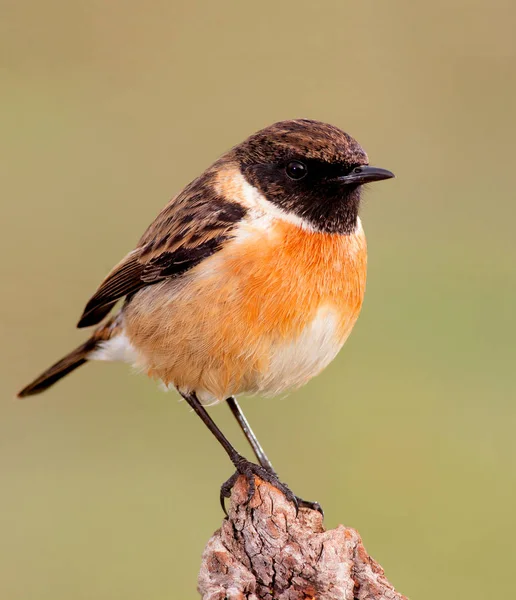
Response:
[[77, 169, 246, 328]]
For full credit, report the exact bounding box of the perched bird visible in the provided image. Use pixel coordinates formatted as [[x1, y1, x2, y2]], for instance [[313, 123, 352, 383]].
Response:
[[18, 119, 394, 512]]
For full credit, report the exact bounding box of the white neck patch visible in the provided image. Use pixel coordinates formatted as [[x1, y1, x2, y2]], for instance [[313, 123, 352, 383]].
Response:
[[234, 171, 318, 233], [215, 167, 362, 236]]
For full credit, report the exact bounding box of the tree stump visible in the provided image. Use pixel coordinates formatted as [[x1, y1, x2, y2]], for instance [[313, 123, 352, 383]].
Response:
[[198, 476, 407, 599]]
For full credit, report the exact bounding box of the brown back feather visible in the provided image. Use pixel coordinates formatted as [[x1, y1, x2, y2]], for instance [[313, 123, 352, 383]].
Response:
[[77, 162, 246, 328]]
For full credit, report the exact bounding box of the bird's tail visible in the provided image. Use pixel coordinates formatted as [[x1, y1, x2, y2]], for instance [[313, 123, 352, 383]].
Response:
[[17, 318, 119, 398]]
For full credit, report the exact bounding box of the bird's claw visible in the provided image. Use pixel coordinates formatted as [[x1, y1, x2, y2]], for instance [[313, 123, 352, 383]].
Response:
[[220, 455, 299, 516], [295, 496, 324, 516], [220, 455, 323, 518]]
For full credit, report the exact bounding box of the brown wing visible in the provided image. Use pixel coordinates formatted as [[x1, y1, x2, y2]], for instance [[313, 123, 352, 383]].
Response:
[[77, 171, 246, 328]]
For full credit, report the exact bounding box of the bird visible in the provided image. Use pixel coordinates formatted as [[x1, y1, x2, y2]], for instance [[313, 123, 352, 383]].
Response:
[[18, 119, 394, 513]]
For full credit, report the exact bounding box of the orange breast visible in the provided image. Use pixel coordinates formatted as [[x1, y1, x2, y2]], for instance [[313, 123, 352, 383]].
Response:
[[223, 218, 367, 340], [124, 218, 367, 401]]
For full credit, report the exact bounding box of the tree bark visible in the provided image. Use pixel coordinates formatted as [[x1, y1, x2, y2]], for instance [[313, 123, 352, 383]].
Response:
[[198, 476, 407, 600]]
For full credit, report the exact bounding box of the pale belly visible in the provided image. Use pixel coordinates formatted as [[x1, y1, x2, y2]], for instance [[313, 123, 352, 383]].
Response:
[[253, 305, 346, 397], [93, 303, 349, 405], [94, 217, 367, 404]]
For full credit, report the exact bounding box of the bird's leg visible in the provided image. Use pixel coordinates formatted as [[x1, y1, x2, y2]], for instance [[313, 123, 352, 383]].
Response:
[[225, 396, 323, 515], [226, 396, 277, 475], [179, 391, 298, 515]]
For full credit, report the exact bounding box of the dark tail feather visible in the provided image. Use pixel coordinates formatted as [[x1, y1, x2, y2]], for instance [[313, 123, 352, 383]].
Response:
[[17, 337, 99, 398]]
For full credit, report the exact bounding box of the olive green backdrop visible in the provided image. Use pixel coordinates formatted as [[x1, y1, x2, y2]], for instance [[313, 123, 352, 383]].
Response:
[[2, 1, 515, 598]]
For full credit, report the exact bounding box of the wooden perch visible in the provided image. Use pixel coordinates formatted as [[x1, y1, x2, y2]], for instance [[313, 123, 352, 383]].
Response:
[[198, 476, 407, 600]]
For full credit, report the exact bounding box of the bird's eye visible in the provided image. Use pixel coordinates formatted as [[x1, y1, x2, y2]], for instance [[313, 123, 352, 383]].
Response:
[[285, 161, 308, 180]]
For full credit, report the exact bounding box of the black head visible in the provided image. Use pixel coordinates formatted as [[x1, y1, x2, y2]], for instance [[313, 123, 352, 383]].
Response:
[[234, 119, 394, 234]]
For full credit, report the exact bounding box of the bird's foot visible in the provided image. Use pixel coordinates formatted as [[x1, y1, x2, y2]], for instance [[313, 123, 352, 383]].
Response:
[[295, 496, 324, 516], [220, 455, 298, 515], [220, 455, 323, 517]]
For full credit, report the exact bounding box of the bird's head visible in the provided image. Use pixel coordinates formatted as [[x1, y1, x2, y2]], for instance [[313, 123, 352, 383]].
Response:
[[231, 119, 394, 234]]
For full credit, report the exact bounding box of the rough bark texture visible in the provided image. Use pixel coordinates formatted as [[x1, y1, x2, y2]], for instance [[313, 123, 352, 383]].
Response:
[[198, 476, 407, 600]]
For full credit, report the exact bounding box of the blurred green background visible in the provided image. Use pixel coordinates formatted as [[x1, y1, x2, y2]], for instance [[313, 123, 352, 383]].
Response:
[[2, 1, 515, 598]]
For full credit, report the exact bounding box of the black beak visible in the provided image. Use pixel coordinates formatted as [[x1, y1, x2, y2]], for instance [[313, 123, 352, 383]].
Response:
[[338, 165, 395, 185]]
